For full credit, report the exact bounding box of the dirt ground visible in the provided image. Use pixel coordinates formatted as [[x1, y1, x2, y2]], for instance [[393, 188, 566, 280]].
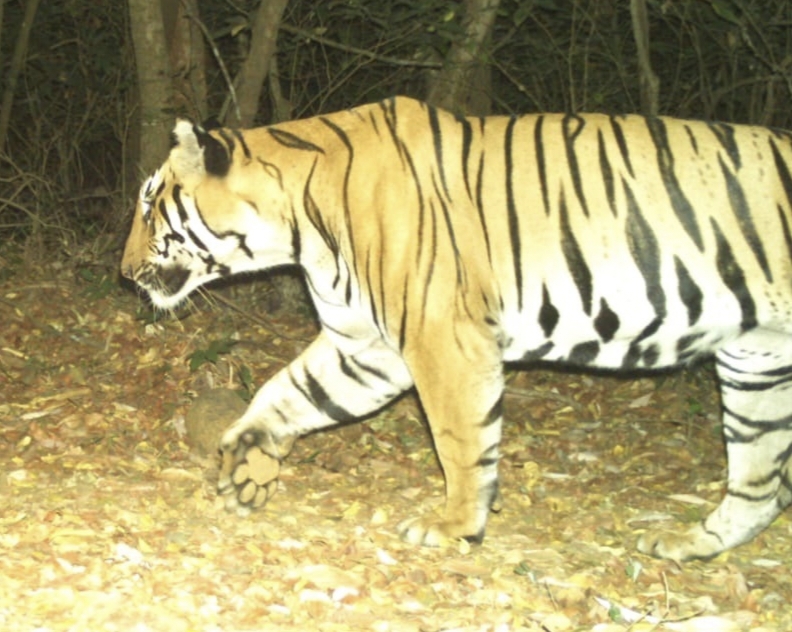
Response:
[[1, 252, 790, 632]]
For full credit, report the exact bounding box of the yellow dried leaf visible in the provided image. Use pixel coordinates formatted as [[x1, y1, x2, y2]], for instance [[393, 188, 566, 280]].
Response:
[[343, 501, 361, 518]]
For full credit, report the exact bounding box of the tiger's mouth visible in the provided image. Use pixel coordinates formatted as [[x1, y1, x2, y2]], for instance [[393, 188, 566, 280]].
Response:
[[135, 264, 192, 308]]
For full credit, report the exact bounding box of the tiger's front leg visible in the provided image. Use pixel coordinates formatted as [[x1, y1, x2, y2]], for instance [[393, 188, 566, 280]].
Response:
[[399, 320, 505, 545], [218, 331, 413, 515]]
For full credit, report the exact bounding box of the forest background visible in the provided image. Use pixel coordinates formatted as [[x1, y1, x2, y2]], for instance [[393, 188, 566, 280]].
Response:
[[0, 0, 791, 258]]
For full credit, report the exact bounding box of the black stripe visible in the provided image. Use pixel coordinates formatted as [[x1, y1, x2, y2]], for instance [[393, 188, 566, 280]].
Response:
[[480, 395, 504, 427], [418, 197, 439, 325], [231, 129, 252, 160], [505, 116, 523, 310], [256, 158, 284, 189], [609, 116, 634, 178], [364, 251, 380, 331], [368, 109, 381, 136], [484, 478, 500, 513], [172, 184, 190, 225], [216, 128, 236, 156], [562, 114, 590, 217], [568, 340, 600, 364], [336, 349, 366, 385], [475, 442, 501, 468], [192, 198, 254, 259], [719, 154, 772, 282], [319, 117, 358, 281], [726, 487, 778, 502], [539, 283, 559, 337], [186, 226, 208, 251], [378, 100, 406, 168], [398, 281, 408, 351], [779, 205, 792, 262], [474, 151, 493, 265], [770, 138, 792, 211], [718, 370, 792, 392], [597, 129, 617, 217], [709, 122, 741, 169], [593, 297, 619, 342], [157, 198, 184, 247], [317, 316, 356, 340], [674, 256, 703, 326], [640, 343, 660, 367], [290, 207, 302, 262], [427, 105, 451, 200], [684, 125, 699, 154], [731, 360, 792, 378], [268, 127, 325, 153], [711, 217, 757, 330], [520, 341, 554, 362], [646, 117, 704, 251], [303, 173, 338, 256], [624, 178, 666, 318], [378, 250, 388, 335], [197, 128, 231, 177], [677, 332, 705, 360], [623, 317, 663, 369], [460, 115, 474, 200], [295, 369, 356, 423], [535, 116, 551, 215], [434, 174, 464, 286], [349, 353, 392, 383], [722, 403, 792, 433], [559, 191, 593, 315]]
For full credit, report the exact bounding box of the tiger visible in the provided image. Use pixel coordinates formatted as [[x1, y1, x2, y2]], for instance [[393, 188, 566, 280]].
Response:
[[121, 96, 792, 562]]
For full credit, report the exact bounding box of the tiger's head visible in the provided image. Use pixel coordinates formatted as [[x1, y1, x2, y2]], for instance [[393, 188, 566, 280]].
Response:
[[121, 121, 298, 310]]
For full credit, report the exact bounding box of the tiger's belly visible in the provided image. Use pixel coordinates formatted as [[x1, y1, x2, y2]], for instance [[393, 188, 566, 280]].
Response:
[[500, 317, 743, 370]]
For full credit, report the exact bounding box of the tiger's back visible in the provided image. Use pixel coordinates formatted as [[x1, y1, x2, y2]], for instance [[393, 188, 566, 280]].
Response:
[[122, 96, 792, 561], [333, 102, 792, 369]]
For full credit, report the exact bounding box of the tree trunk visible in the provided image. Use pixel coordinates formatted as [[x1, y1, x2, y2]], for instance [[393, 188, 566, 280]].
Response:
[[162, 0, 208, 121], [0, 0, 41, 153], [230, 0, 289, 127], [630, 0, 659, 116], [128, 0, 174, 176], [0, 0, 5, 75], [426, 0, 500, 116]]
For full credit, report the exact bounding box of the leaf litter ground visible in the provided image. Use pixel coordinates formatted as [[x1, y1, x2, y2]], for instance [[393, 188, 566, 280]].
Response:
[[0, 257, 790, 632]]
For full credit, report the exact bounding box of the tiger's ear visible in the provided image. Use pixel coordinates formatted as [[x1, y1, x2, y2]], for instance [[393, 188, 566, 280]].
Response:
[[169, 119, 231, 182]]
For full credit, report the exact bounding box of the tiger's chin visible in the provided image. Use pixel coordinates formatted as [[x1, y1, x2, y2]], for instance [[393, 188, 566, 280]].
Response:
[[146, 291, 190, 312], [138, 282, 191, 312]]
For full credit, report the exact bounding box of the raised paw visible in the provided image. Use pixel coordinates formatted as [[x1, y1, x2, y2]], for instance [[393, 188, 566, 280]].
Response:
[[218, 430, 281, 515], [398, 515, 484, 547]]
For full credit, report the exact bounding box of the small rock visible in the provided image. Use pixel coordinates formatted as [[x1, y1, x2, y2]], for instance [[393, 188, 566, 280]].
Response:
[[185, 388, 247, 456]]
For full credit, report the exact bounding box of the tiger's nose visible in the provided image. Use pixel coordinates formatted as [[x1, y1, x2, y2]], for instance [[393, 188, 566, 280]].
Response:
[[121, 264, 134, 280]]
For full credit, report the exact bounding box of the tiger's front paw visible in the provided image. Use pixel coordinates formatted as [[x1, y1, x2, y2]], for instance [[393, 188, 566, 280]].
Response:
[[398, 516, 484, 547], [218, 429, 281, 515]]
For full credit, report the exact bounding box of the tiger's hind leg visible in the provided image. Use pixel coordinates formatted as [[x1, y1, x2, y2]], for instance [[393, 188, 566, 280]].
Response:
[[398, 319, 505, 546], [638, 327, 792, 561]]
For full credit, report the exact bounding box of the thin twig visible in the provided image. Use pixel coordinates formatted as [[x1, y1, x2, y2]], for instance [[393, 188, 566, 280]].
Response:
[[183, 3, 241, 123], [279, 23, 441, 69], [503, 385, 591, 420], [207, 289, 311, 342]]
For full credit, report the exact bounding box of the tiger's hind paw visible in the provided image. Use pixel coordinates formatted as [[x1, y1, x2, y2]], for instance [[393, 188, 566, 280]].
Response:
[[636, 526, 723, 562], [397, 516, 484, 547], [218, 430, 281, 514]]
